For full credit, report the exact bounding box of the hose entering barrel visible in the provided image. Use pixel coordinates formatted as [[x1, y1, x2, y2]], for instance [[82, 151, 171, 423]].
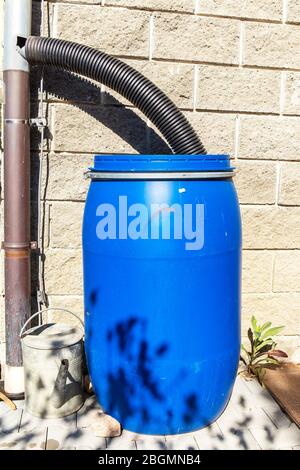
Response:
[[21, 36, 207, 155]]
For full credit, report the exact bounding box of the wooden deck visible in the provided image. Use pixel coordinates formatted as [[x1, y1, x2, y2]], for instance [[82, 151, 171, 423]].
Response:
[[1, 376, 300, 450]]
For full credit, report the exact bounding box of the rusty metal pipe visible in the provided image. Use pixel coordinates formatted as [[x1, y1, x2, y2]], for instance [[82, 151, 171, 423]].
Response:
[[3, 0, 32, 398], [3, 71, 31, 398]]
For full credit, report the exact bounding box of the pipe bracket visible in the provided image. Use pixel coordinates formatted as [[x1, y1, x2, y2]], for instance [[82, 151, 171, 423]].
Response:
[[4, 119, 30, 125], [30, 117, 47, 128], [1, 241, 38, 251]]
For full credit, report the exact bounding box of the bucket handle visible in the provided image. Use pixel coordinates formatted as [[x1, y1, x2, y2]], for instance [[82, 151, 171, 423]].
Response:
[[19, 308, 84, 338]]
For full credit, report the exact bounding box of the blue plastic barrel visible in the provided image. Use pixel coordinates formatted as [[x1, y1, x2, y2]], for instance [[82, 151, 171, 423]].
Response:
[[83, 154, 242, 435]]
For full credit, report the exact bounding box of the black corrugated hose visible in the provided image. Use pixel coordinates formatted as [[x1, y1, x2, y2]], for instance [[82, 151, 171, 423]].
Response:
[[22, 36, 207, 155]]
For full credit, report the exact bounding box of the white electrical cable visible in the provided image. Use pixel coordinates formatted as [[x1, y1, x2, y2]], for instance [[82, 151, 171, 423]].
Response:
[[37, 0, 47, 320]]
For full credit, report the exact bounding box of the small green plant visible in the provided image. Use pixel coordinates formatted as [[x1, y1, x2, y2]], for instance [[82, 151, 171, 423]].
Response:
[[240, 316, 288, 378]]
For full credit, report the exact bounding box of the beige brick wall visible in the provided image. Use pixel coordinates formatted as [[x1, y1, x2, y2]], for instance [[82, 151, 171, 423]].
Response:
[[1, 0, 300, 352]]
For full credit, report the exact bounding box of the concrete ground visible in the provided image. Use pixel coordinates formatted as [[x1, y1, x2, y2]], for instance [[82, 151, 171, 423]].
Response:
[[0, 376, 300, 450]]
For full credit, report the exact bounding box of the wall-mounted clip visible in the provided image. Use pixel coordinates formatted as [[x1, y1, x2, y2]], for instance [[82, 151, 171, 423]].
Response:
[[30, 117, 47, 128]]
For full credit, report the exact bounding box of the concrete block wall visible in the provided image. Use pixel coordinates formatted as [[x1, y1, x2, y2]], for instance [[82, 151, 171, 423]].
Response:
[[1, 0, 300, 353]]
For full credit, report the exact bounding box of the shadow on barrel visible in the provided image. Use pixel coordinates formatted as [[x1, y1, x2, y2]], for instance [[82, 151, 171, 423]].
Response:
[[101, 316, 212, 435]]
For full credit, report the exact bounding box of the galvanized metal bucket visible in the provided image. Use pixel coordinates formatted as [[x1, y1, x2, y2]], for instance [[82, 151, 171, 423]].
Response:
[[20, 308, 84, 419]]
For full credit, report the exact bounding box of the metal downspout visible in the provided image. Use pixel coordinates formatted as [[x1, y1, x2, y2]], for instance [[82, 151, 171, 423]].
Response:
[[3, 0, 32, 398]]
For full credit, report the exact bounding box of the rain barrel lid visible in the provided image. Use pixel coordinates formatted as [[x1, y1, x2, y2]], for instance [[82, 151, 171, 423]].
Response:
[[21, 323, 83, 350], [91, 154, 233, 173]]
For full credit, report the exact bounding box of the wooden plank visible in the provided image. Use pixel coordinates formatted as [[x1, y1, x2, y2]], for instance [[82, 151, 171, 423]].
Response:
[[0, 432, 27, 450], [261, 364, 300, 427], [225, 401, 279, 432], [263, 406, 292, 429], [230, 377, 292, 429], [106, 430, 137, 450], [250, 423, 300, 450], [46, 425, 106, 450], [22, 427, 48, 450], [0, 375, 295, 451], [77, 395, 103, 429], [242, 376, 287, 414], [217, 390, 276, 450], [19, 409, 77, 434], [0, 408, 22, 435], [77, 395, 121, 437], [193, 424, 225, 450], [229, 378, 258, 413], [0, 391, 16, 411], [219, 429, 261, 450], [165, 433, 198, 450], [0, 427, 47, 450], [135, 435, 167, 450]]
